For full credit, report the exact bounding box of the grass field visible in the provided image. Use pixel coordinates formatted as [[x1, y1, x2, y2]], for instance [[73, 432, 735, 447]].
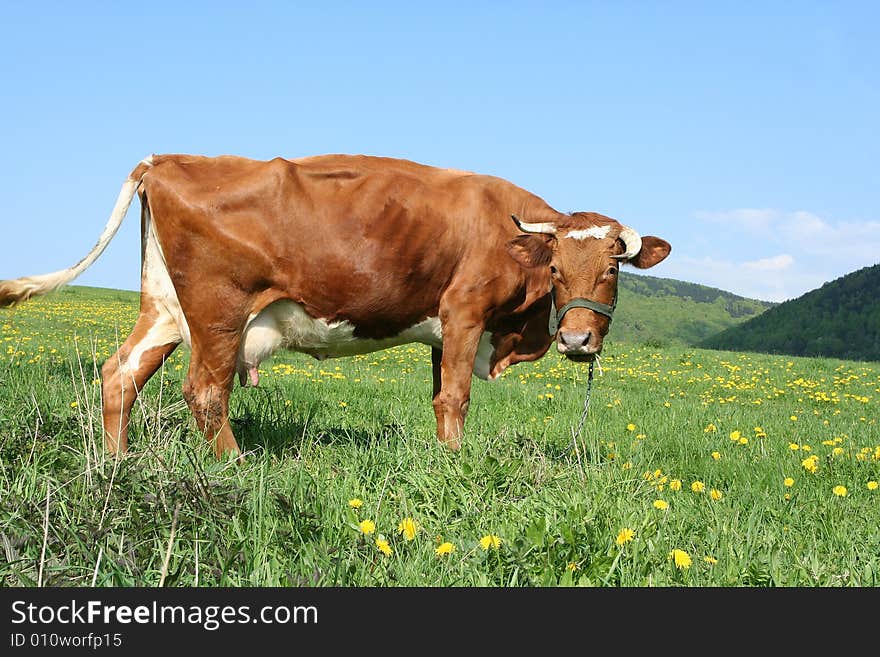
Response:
[[1, 286, 878, 586]]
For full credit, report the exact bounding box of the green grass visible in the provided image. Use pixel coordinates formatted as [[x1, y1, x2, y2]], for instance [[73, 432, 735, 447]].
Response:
[[1, 287, 878, 586]]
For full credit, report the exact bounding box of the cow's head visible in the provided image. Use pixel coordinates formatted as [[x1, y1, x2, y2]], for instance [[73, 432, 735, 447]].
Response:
[[507, 212, 671, 361]]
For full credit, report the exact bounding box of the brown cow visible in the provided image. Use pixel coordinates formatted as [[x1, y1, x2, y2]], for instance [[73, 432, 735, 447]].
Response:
[[0, 154, 670, 458]]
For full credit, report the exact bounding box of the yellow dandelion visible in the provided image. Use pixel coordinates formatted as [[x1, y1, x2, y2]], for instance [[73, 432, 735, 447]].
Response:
[[691, 481, 705, 493], [615, 528, 635, 546], [653, 499, 669, 510], [711, 451, 721, 460], [70, 401, 78, 408], [348, 498, 363, 509], [790, 415, 798, 421], [479, 535, 502, 551], [435, 542, 455, 556], [358, 519, 376, 535], [789, 443, 800, 451], [669, 549, 692, 570], [801, 455, 819, 474], [704, 423, 717, 433], [710, 489, 723, 501], [868, 481, 878, 491], [729, 430, 741, 441], [669, 479, 682, 491], [626, 423, 636, 431], [375, 538, 392, 556], [784, 477, 795, 487], [567, 562, 579, 572], [397, 517, 418, 541], [704, 556, 718, 565], [738, 437, 748, 445], [832, 485, 848, 497]]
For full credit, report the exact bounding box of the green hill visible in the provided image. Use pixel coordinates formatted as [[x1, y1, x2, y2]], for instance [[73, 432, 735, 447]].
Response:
[[699, 263, 880, 362], [43, 275, 772, 350], [611, 272, 774, 346]]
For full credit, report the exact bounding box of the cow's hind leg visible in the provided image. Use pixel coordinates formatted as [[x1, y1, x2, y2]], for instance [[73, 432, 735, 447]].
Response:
[[101, 301, 181, 455], [182, 337, 242, 460]]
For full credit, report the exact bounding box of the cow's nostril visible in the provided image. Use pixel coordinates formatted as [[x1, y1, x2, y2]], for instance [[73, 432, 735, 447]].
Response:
[[581, 332, 592, 347]]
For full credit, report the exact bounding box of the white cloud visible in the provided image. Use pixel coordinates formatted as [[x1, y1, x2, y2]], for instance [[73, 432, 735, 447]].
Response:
[[661, 253, 817, 302], [671, 209, 880, 301], [742, 254, 794, 272]]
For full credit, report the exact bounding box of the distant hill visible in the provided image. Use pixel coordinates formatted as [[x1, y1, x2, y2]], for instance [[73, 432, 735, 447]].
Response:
[[611, 272, 774, 346], [39, 277, 774, 349], [700, 263, 880, 362]]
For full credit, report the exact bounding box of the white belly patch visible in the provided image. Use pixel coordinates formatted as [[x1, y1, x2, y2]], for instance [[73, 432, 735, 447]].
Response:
[[237, 300, 497, 382]]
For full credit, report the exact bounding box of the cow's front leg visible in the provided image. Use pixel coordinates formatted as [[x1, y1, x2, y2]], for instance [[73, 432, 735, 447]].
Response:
[[432, 318, 483, 450]]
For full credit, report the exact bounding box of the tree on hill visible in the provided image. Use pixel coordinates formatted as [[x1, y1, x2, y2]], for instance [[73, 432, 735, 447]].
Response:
[[700, 263, 880, 362]]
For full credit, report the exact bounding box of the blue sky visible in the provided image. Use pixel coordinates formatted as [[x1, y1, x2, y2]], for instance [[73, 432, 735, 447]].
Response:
[[1, 2, 877, 302]]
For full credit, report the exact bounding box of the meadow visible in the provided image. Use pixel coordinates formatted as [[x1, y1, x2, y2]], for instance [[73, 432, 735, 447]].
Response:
[[1, 287, 878, 586]]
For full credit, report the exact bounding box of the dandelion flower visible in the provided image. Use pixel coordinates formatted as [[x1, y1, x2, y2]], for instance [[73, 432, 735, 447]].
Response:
[[375, 538, 392, 556], [348, 498, 363, 509], [653, 499, 669, 511], [832, 485, 848, 497], [616, 528, 635, 546], [710, 489, 723, 501], [479, 535, 502, 551], [868, 481, 878, 491], [669, 479, 682, 492], [790, 415, 798, 421], [359, 519, 376, 535], [397, 517, 418, 541], [435, 542, 455, 556], [691, 481, 705, 494], [789, 443, 800, 451], [567, 562, 579, 572], [704, 423, 717, 433], [711, 451, 721, 460], [784, 477, 795, 488], [729, 430, 741, 441], [801, 455, 819, 474], [669, 549, 692, 570], [626, 423, 636, 431], [704, 556, 718, 565]]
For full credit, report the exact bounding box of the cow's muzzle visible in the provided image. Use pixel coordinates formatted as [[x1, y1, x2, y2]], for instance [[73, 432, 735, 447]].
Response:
[[557, 331, 601, 361]]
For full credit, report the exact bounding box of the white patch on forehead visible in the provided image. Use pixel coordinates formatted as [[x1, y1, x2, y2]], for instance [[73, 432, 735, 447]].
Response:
[[566, 226, 611, 241]]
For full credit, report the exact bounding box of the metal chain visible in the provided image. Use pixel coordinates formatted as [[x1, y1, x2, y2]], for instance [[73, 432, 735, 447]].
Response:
[[571, 359, 595, 443]]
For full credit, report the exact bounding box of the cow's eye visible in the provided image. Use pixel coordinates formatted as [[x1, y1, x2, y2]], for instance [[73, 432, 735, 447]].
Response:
[[607, 267, 618, 276], [550, 266, 558, 275]]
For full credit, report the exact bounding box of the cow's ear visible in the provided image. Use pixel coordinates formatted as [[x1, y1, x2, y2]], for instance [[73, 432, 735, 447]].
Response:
[[628, 236, 671, 269], [506, 234, 554, 268]]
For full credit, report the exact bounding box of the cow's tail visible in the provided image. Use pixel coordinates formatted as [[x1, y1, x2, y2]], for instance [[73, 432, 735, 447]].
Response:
[[0, 156, 155, 308]]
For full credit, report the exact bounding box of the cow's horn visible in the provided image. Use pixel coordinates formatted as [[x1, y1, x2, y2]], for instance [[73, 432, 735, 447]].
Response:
[[511, 214, 557, 235], [612, 225, 642, 260]]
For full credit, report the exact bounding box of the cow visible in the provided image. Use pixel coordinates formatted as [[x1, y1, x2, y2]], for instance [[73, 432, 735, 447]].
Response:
[[0, 154, 670, 458]]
